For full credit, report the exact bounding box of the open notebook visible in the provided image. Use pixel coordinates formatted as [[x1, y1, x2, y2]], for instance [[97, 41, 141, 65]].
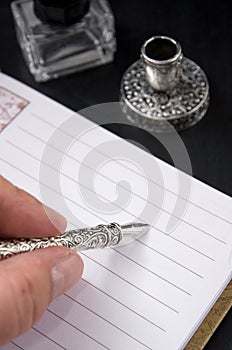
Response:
[[0, 73, 231, 350]]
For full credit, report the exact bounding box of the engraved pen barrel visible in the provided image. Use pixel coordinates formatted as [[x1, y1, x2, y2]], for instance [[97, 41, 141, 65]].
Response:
[[0, 223, 122, 260]]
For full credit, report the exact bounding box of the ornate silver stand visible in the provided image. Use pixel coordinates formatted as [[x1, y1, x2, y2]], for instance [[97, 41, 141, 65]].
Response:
[[120, 35, 209, 133]]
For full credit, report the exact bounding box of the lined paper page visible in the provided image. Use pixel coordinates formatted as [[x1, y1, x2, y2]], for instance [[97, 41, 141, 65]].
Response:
[[0, 73, 231, 350]]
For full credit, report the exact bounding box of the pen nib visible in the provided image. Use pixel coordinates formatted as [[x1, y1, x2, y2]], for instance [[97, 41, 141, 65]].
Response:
[[121, 222, 150, 239]]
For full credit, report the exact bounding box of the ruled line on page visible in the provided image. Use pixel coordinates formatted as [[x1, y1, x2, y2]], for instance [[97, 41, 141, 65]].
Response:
[[0, 155, 217, 262], [80, 277, 166, 331], [31, 112, 232, 225], [13, 128, 228, 246], [133, 240, 204, 277], [32, 327, 66, 350], [82, 253, 179, 314], [64, 293, 155, 348], [46, 309, 110, 350], [77, 241, 194, 313], [113, 249, 191, 295], [90, 246, 192, 296], [10, 342, 24, 350], [2, 139, 216, 270]]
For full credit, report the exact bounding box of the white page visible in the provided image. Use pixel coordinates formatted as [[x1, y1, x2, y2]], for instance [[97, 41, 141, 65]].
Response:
[[0, 73, 231, 350]]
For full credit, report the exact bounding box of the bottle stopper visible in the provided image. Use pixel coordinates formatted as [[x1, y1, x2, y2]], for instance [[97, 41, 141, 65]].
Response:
[[34, 0, 90, 24]]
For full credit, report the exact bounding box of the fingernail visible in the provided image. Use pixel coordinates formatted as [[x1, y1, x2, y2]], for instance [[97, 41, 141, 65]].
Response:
[[44, 206, 67, 233], [51, 251, 83, 299]]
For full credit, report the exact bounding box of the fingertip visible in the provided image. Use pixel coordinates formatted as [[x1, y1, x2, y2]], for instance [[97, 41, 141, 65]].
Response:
[[51, 250, 84, 299], [43, 205, 67, 234]]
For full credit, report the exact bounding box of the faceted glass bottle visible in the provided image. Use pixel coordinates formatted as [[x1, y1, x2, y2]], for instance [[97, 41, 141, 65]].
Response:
[[11, 0, 116, 82]]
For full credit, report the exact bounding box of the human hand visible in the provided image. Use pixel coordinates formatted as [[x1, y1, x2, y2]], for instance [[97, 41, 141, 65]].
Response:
[[0, 176, 83, 346]]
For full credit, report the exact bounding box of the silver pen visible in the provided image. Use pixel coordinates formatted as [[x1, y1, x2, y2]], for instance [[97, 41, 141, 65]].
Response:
[[0, 222, 149, 260]]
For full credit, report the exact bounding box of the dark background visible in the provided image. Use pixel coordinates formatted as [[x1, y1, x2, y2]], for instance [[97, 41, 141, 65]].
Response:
[[0, 0, 231, 349]]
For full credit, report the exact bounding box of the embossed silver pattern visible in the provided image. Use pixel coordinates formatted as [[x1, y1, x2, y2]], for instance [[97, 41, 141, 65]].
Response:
[[0, 223, 122, 260], [120, 57, 209, 133]]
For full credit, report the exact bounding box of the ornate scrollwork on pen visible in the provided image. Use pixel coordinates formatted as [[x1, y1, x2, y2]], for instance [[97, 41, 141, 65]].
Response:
[[65, 222, 122, 250], [0, 223, 122, 260]]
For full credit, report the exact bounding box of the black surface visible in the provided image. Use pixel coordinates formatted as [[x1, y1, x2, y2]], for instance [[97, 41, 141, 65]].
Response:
[[0, 1, 231, 349]]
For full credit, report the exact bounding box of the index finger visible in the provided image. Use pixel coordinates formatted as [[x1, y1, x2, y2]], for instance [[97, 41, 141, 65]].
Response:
[[0, 176, 67, 238]]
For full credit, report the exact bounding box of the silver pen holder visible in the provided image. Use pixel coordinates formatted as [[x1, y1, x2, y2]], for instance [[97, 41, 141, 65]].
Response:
[[120, 35, 209, 133]]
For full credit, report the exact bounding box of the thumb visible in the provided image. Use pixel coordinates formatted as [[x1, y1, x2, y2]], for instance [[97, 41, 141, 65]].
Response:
[[0, 246, 83, 346]]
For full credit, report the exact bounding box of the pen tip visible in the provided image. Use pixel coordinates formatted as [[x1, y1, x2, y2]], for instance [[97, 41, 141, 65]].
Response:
[[121, 222, 150, 238]]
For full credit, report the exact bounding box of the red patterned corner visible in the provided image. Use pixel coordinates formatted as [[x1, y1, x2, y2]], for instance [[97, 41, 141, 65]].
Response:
[[0, 86, 29, 132]]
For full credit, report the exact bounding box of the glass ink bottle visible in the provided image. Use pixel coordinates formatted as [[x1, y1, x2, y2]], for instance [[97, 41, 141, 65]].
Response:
[[11, 0, 116, 82]]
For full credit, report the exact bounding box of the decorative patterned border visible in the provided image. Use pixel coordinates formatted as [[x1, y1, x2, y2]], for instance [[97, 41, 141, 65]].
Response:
[[0, 86, 29, 132], [185, 281, 232, 349]]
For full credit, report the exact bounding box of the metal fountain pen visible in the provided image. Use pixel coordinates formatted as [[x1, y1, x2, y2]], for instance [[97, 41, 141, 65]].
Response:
[[0, 222, 149, 260]]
